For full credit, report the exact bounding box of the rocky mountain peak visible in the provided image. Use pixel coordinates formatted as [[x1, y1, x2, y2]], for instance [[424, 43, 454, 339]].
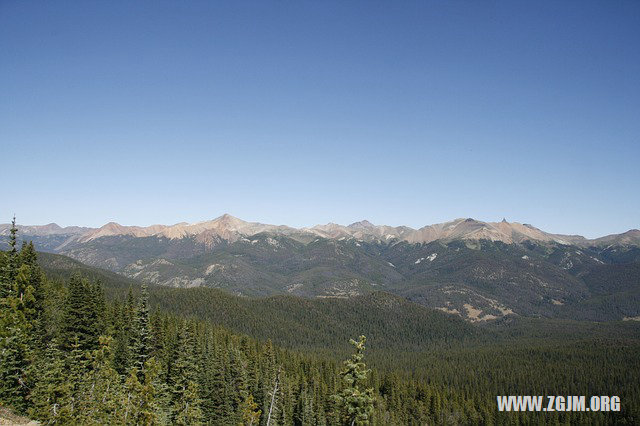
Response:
[[348, 220, 375, 229], [214, 213, 245, 227]]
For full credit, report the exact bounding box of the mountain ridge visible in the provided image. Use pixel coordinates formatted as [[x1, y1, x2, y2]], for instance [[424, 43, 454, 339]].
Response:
[[2, 214, 637, 248]]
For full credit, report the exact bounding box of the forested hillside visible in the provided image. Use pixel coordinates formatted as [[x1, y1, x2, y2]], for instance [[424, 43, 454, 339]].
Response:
[[10, 220, 640, 322], [2, 223, 640, 424]]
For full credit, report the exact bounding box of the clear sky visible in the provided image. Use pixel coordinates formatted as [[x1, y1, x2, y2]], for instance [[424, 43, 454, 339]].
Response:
[[1, 1, 638, 238]]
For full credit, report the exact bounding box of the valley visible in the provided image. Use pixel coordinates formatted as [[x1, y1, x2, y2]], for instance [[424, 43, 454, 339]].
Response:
[[35, 247, 640, 424]]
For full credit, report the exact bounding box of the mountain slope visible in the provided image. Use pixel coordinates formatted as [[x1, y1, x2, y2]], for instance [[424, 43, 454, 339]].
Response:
[[36, 252, 480, 352], [35, 250, 640, 350], [6, 215, 639, 322]]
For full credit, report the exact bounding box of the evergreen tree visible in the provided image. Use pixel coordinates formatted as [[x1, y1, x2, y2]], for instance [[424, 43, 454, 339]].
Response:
[[0, 218, 30, 413], [74, 336, 124, 424], [260, 339, 277, 425], [242, 394, 262, 426], [0, 311, 29, 413], [332, 336, 375, 426], [16, 242, 46, 350], [206, 342, 233, 424], [264, 365, 281, 426], [122, 358, 161, 426], [173, 380, 202, 425], [111, 302, 132, 375], [67, 336, 89, 411], [90, 280, 107, 335], [122, 368, 145, 425], [28, 339, 73, 423], [131, 283, 151, 376], [62, 274, 104, 351], [295, 382, 315, 426], [17, 242, 43, 308], [229, 346, 249, 421], [1, 216, 18, 297], [170, 322, 202, 425]]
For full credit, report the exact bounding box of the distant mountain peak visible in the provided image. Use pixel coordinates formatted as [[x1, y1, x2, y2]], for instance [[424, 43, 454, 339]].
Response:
[[214, 213, 244, 225], [348, 220, 375, 229]]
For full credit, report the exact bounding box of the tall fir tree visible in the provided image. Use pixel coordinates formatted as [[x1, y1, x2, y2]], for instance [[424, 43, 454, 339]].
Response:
[[111, 301, 132, 375], [170, 322, 202, 425], [17, 242, 46, 347], [131, 283, 152, 377], [0, 217, 31, 413], [0, 311, 30, 413], [121, 357, 161, 426], [74, 336, 124, 424], [332, 336, 375, 426], [62, 274, 104, 351], [28, 339, 73, 423], [241, 394, 262, 426], [1, 216, 18, 297]]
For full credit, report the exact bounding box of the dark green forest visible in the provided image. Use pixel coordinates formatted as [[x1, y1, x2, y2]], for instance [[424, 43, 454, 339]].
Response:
[[2, 222, 639, 425]]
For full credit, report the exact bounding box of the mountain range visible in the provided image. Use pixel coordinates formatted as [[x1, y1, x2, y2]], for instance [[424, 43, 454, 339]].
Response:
[[4, 214, 639, 246], [2, 214, 639, 322]]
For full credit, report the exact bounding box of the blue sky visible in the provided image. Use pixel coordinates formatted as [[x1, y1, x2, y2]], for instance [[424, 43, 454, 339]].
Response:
[[1, 1, 638, 237]]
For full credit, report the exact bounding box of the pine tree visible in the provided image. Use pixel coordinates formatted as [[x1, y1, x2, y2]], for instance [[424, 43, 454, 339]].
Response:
[[17, 242, 43, 309], [170, 322, 202, 425], [67, 336, 89, 412], [126, 287, 136, 325], [274, 374, 294, 426], [62, 274, 104, 351], [173, 380, 202, 425], [131, 283, 151, 376], [260, 339, 277, 424], [140, 357, 163, 425], [229, 347, 249, 422], [0, 217, 30, 413], [332, 336, 375, 426], [122, 358, 161, 426], [117, 289, 162, 424], [111, 302, 132, 375], [28, 339, 73, 423], [16, 242, 46, 352], [0, 313, 29, 413], [264, 365, 281, 426], [1, 216, 18, 298], [90, 280, 107, 335], [241, 394, 262, 426], [74, 336, 124, 424], [295, 381, 315, 426], [122, 368, 145, 424], [205, 342, 233, 424]]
